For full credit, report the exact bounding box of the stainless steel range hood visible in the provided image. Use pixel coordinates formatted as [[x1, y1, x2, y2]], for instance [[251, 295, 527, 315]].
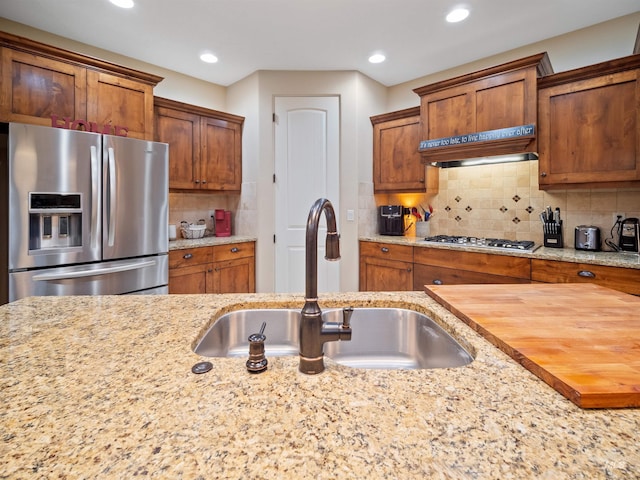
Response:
[[430, 152, 538, 168], [419, 124, 538, 168]]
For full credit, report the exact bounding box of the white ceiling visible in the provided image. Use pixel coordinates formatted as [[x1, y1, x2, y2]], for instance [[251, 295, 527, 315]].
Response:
[[1, 0, 639, 87]]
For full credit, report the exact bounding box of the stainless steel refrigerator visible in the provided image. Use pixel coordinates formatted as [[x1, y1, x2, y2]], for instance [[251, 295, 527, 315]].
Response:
[[0, 122, 169, 305]]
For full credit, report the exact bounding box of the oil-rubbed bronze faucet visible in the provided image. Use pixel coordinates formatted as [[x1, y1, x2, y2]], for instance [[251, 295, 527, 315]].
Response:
[[299, 198, 352, 374]]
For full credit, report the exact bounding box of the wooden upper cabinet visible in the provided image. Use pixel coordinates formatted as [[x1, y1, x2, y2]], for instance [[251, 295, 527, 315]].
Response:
[[0, 47, 87, 126], [201, 116, 242, 191], [154, 97, 244, 192], [86, 71, 154, 140], [155, 105, 201, 190], [537, 54, 640, 189], [413, 53, 553, 163], [0, 31, 162, 139], [371, 106, 438, 193]]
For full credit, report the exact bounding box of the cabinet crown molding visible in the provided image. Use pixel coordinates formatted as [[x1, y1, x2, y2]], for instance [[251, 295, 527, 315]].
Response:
[[0, 30, 163, 86]]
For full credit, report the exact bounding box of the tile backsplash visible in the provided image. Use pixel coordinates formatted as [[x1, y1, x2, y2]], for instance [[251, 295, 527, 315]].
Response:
[[371, 160, 640, 251]]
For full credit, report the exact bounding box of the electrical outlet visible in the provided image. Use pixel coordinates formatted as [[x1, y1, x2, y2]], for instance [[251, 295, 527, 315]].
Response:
[[208, 210, 216, 219], [613, 212, 625, 225]]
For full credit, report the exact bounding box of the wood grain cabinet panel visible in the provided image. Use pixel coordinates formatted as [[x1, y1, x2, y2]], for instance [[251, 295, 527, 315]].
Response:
[[86, 70, 154, 140], [155, 106, 201, 190], [413, 248, 531, 288], [537, 55, 640, 189], [531, 259, 640, 296], [0, 47, 87, 126], [370, 107, 438, 193], [359, 241, 413, 291]]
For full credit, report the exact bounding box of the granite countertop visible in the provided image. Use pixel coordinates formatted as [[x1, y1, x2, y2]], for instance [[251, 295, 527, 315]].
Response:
[[1, 292, 639, 478], [169, 235, 257, 251], [360, 235, 640, 270]]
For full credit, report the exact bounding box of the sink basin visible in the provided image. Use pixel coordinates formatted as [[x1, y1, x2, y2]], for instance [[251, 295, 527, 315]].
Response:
[[194, 307, 473, 370]]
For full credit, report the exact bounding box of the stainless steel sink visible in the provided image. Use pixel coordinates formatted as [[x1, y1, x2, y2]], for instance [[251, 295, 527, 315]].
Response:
[[194, 307, 473, 370]]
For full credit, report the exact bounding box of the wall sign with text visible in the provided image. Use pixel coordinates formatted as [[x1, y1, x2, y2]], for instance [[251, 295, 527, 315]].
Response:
[[419, 124, 535, 150]]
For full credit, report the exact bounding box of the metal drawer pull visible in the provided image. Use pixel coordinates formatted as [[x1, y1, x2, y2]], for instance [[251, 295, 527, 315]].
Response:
[[183, 253, 193, 259], [231, 247, 239, 253], [578, 270, 595, 278], [381, 247, 389, 253]]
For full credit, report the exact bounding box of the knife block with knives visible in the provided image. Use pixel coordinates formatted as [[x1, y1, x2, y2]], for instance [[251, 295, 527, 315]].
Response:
[[541, 206, 563, 248]]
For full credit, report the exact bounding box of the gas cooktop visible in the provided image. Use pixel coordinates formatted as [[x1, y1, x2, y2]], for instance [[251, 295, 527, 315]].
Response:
[[423, 235, 539, 252]]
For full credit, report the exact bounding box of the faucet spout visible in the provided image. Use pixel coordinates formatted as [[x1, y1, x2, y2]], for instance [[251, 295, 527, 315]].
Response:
[[299, 198, 352, 374]]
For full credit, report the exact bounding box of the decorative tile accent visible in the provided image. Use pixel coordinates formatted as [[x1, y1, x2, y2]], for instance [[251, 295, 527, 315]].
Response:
[[526, 206, 534, 214], [455, 196, 462, 203], [512, 217, 521, 224], [455, 215, 462, 222], [445, 206, 452, 212], [465, 206, 472, 212], [500, 206, 508, 213], [512, 195, 521, 202]]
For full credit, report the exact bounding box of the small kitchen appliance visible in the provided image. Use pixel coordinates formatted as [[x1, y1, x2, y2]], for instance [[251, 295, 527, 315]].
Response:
[[214, 209, 232, 237], [618, 218, 639, 253], [574, 226, 601, 252], [378, 205, 406, 236]]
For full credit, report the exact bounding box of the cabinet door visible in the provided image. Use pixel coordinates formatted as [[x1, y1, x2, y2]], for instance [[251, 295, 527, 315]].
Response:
[[359, 256, 413, 291], [372, 112, 436, 193], [538, 69, 640, 188], [0, 47, 87, 126], [421, 83, 474, 140], [211, 257, 255, 293], [169, 263, 210, 294], [201, 116, 242, 191], [155, 106, 201, 189], [86, 70, 154, 140]]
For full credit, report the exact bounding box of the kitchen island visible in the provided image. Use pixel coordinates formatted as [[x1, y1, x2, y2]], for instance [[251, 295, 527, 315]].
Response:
[[1, 292, 639, 479]]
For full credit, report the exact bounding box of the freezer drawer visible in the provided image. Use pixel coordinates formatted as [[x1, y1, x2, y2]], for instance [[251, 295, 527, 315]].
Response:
[[9, 254, 168, 302]]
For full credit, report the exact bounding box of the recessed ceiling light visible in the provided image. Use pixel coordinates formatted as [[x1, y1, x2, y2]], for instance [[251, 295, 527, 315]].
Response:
[[446, 7, 469, 23], [109, 0, 134, 8], [368, 54, 386, 64], [200, 53, 219, 64]]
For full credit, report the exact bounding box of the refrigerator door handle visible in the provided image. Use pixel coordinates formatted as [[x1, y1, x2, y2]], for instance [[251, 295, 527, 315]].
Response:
[[32, 259, 157, 281], [107, 147, 117, 247], [90, 145, 100, 249]]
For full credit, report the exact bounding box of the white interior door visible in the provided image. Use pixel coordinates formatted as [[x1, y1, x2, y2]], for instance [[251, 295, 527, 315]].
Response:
[[274, 96, 340, 293]]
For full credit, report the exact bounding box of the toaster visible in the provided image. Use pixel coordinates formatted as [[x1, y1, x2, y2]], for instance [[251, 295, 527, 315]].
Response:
[[574, 225, 601, 251]]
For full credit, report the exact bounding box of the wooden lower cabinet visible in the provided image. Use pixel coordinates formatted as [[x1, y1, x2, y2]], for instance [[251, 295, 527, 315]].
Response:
[[414, 248, 531, 288], [359, 241, 413, 291], [531, 259, 640, 296], [169, 242, 255, 294]]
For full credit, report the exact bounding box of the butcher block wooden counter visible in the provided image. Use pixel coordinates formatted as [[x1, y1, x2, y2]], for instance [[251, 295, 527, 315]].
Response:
[[425, 283, 640, 408]]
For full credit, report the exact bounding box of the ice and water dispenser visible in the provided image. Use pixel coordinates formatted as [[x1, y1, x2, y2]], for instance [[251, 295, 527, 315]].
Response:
[[28, 193, 83, 251]]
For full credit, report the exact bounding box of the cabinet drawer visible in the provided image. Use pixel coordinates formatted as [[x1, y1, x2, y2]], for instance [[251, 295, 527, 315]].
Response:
[[360, 241, 414, 263], [531, 259, 640, 296], [414, 264, 530, 289], [414, 247, 531, 279], [212, 242, 255, 261], [169, 247, 213, 269]]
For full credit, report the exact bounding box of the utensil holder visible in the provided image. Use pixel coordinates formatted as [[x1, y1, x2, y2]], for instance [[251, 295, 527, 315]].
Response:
[[543, 221, 563, 248]]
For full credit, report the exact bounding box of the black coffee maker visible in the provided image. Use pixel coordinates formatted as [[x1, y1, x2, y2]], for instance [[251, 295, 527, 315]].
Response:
[[378, 205, 407, 236], [619, 218, 639, 253]]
